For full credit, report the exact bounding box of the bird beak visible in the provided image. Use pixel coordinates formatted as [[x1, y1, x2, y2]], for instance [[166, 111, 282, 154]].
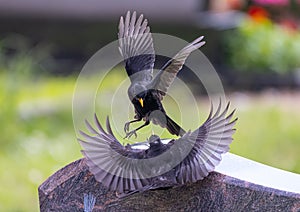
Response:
[[138, 98, 144, 107]]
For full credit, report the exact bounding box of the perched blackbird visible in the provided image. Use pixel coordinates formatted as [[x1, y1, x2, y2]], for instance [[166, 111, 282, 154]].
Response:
[[118, 11, 206, 138], [79, 101, 237, 196]]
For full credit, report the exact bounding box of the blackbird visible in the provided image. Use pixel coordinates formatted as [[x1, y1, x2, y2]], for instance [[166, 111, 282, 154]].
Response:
[[79, 101, 237, 196], [118, 11, 206, 138]]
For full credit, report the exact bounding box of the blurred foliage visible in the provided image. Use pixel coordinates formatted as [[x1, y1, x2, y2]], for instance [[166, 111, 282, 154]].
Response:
[[0, 36, 299, 211], [0, 34, 53, 78], [225, 18, 300, 74], [0, 74, 81, 211], [0, 36, 80, 211]]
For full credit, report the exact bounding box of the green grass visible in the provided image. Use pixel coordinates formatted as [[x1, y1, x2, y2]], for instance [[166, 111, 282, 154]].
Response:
[[0, 70, 300, 211]]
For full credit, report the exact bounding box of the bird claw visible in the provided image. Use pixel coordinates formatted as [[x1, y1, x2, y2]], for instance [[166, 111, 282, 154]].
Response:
[[124, 122, 131, 133], [124, 130, 137, 139]]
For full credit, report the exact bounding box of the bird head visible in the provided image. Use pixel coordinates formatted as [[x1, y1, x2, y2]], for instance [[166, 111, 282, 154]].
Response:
[[134, 91, 147, 108], [128, 83, 148, 108], [148, 135, 162, 147]]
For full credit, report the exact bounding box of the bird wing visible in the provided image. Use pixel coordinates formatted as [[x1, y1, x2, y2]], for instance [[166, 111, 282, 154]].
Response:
[[167, 101, 237, 184], [118, 11, 155, 82], [148, 36, 205, 99], [78, 114, 151, 193]]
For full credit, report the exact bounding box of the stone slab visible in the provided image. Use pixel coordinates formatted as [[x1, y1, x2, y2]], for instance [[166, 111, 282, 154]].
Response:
[[39, 155, 300, 211]]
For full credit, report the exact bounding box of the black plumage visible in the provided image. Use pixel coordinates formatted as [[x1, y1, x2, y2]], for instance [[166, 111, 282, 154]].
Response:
[[118, 11, 206, 138], [79, 101, 237, 196]]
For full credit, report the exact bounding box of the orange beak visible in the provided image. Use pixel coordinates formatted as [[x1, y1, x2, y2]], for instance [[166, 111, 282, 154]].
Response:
[[138, 98, 144, 107]]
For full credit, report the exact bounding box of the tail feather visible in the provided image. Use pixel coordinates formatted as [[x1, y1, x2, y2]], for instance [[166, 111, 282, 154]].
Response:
[[166, 115, 186, 137]]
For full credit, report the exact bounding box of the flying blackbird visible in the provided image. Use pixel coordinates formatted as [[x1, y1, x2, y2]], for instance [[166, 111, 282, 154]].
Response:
[[79, 101, 237, 196], [118, 11, 206, 138]]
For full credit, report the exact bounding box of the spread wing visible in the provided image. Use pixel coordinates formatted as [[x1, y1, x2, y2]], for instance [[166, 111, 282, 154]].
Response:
[[118, 11, 155, 82], [79, 101, 237, 193], [168, 101, 237, 184], [78, 114, 151, 193], [148, 36, 205, 99]]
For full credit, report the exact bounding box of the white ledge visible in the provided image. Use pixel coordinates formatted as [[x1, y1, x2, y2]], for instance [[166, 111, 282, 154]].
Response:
[[215, 153, 300, 194]]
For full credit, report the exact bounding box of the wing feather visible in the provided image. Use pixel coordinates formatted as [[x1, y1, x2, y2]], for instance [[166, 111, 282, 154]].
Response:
[[170, 101, 237, 184], [149, 36, 205, 98], [118, 11, 155, 81], [78, 114, 151, 193]]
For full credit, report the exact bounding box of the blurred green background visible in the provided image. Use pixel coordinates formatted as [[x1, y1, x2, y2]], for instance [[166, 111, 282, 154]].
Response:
[[1, 0, 300, 211]]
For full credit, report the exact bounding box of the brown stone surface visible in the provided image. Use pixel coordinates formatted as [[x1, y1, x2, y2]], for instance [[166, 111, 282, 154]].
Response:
[[39, 158, 300, 212]]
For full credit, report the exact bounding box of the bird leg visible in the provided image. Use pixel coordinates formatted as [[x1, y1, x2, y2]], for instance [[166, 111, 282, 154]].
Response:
[[124, 120, 150, 139], [124, 118, 141, 133]]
